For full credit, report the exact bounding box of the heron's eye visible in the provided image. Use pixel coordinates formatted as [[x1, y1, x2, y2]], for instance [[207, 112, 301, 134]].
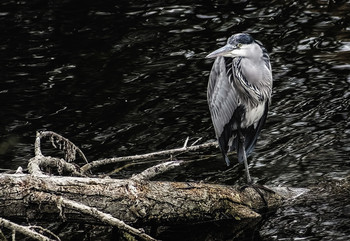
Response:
[[237, 43, 242, 48]]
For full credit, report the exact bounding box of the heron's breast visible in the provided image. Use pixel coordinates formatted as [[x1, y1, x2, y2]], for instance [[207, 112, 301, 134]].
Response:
[[241, 102, 265, 128]]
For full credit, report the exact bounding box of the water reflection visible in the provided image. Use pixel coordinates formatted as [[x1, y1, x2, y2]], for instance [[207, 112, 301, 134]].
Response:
[[0, 0, 349, 239]]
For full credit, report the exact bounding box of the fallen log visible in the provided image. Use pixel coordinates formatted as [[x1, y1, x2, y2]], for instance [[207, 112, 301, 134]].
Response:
[[0, 131, 308, 240], [0, 174, 285, 225]]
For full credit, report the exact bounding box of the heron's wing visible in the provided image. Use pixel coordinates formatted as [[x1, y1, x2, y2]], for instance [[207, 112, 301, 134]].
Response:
[[207, 57, 240, 155]]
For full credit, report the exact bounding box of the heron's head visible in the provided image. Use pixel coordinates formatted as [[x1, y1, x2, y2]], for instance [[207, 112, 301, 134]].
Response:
[[206, 33, 258, 59]]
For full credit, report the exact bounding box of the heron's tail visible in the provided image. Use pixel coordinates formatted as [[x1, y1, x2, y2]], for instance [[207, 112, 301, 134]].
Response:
[[218, 140, 231, 166]]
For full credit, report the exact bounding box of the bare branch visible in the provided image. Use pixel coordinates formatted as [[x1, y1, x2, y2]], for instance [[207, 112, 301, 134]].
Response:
[[29, 131, 89, 177], [0, 217, 54, 241], [35, 131, 88, 163], [34, 131, 43, 157], [103, 159, 161, 177], [27, 155, 85, 177], [29, 226, 61, 241], [183, 136, 189, 148], [131, 160, 183, 181], [34, 193, 158, 241], [81, 141, 218, 174], [0, 229, 6, 241], [190, 137, 202, 146], [15, 166, 23, 174]]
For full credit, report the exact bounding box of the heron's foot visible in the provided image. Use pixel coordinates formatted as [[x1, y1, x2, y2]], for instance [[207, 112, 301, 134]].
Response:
[[252, 183, 275, 194], [240, 183, 275, 207]]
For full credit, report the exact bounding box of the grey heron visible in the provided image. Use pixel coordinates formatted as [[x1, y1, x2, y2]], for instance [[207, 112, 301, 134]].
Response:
[[206, 33, 273, 184]]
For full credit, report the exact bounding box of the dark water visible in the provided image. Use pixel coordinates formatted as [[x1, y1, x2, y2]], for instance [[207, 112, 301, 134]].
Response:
[[1, 0, 349, 240]]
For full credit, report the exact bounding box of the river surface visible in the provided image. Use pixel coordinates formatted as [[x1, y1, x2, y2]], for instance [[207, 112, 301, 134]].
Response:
[[1, 0, 349, 240]]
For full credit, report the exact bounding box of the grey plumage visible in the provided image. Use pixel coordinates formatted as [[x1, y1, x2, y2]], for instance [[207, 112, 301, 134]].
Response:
[[206, 33, 273, 183]]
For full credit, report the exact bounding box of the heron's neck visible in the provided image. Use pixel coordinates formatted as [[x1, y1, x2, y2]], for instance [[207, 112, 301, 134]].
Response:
[[246, 43, 264, 64]]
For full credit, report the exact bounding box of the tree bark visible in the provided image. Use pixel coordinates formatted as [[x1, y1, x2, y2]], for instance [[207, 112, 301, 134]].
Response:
[[0, 174, 283, 226]]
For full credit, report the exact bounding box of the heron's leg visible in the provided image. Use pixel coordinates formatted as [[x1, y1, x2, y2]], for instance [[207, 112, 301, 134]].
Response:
[[237, 131, 274, 207], [242, 149, 252, 184], [238, 131, 252, 184]]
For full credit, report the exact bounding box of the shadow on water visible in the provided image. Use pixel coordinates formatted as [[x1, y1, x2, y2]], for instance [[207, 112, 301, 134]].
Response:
[[1, 0, 350, 240]]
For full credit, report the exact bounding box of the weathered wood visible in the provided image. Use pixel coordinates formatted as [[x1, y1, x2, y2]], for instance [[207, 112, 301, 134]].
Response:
[[0, 174, 283, 225]]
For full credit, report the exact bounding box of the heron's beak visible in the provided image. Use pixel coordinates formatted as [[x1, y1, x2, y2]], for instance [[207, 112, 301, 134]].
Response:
[[206, 44, 235, 58]]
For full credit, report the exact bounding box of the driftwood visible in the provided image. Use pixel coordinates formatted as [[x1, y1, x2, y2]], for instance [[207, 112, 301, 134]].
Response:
[[0, 131, 307, 240]]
